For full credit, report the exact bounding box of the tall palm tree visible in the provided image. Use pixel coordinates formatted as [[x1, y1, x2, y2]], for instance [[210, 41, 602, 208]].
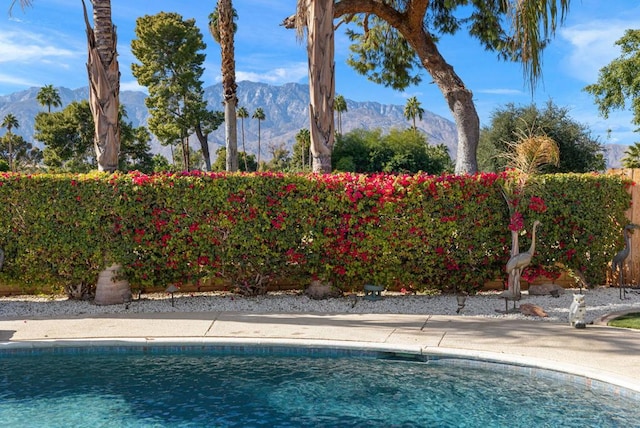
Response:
[[334, 94, 347, 135], [294, 128, 311, 169], [237, 106, 249, 171], [11, 0, 120, 173], [1, 114, 19, 172], [295, 0, 335, 172], [252, 108, 265, 169], [622, 143, 640, 169], [13, 0, 128, 303], [36, 85, 62, 113], [210, 1, 239, 172], [81, 0, 120, 173], [404, 96, 424, 132]]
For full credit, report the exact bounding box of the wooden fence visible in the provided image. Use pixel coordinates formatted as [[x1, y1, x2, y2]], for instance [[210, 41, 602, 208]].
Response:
[[608, 168, 640, 286]]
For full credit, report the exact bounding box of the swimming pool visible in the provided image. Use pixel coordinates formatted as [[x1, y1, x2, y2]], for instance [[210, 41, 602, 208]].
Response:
[[0, 346, 638, 427]]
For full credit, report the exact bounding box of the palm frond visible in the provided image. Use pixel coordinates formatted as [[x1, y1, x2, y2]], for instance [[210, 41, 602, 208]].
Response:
[[500, 126, 560, 175]]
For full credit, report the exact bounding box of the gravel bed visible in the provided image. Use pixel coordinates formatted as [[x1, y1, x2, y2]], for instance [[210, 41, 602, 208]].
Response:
[[1, 287, 639, 324]]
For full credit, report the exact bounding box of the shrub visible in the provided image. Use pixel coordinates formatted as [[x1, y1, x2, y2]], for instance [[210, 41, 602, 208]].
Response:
[[0, 171, 631, 296]]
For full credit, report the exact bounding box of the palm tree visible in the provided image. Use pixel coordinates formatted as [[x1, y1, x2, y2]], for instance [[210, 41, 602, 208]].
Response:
[[14, 0, 129, 303], [294, 128, 311, 170], [36, 85, 62, 113], [1, 114, 19, 172], [334, 94, 347, 135], [252, 108, 265, 169], [237, 106, 249, 171], [404, 96, 424, 132], [294, 0, 335, 172], [81, 0, 120, 173], [11, 0, 120, 173], [210, 1, 239, 172], [622, 143, 640, 169]]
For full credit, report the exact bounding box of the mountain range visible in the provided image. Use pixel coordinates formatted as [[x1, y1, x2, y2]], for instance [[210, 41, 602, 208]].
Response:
[[0, 81, 626, 168]]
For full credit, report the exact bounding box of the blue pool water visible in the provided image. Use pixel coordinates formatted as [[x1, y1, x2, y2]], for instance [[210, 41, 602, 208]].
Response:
[[0, 347, 639, 427]]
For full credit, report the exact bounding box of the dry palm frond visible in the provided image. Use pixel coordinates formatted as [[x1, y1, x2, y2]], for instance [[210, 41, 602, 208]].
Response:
[[294, 0, 308, 41], [502, 128, 560, 176], [499, 126, 560, 214]]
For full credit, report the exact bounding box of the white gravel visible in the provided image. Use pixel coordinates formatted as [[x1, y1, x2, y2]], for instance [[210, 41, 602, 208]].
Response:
[[1, 287, 639, 324]]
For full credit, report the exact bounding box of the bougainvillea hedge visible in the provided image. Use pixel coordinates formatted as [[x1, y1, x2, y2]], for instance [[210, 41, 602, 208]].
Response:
[[0, 171, 631, 295]]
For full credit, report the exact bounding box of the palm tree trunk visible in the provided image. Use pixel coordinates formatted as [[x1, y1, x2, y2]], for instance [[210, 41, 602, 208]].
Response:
[[303, 0, 335, 173], [82, 0, 120, 173], [240, 117, 248, 171], [7, 134, 13, 172], [219, 0, 238, 172], [224, 99, 238, 171], [257, 120, 261, 169]]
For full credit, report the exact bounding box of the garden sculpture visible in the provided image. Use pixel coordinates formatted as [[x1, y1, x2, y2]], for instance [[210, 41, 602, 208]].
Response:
[[568, 293, 586, 329], [503, 220, 540, 312], [612, 224, 640, 299]]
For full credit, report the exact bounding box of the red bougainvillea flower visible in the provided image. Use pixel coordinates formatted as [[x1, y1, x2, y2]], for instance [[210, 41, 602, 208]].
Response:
[[131, 172, 152, 186], [508, 212, 524, 231], [528, 196, 547, 213]]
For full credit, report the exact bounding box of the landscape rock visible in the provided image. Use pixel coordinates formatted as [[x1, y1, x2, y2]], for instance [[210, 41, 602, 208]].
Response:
[[305, 280, 343, 300], [520, 303, 549, 317], [528, 283, 565, 296], [0, 287, 637, 325]]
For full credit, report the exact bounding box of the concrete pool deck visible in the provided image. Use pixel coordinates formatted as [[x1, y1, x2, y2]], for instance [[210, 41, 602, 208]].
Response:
[[0, 312, 638, 394]]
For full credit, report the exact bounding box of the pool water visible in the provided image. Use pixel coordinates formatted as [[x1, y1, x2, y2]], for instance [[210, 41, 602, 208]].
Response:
[[0, 348, 639, 427]]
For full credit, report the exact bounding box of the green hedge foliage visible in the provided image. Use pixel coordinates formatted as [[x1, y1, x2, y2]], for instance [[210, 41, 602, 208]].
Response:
[[0, 171, 631, 295]]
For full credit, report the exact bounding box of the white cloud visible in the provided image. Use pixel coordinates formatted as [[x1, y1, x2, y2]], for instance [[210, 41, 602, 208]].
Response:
[[0, 72, 39, 88], [120, 80, 147, 93], [0, 30, 78, 64], [559, 20, 640, 83], [236, 63, 308, 84], [400, 91, 424, 99]]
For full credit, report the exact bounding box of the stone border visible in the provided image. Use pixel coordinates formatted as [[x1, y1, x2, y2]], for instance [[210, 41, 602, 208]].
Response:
[[593, 309, 640, 326]]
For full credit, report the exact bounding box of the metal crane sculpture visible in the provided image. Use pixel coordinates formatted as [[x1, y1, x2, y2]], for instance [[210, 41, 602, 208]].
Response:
[[502, 220, 541, 312], [612, 224, 639, 299]]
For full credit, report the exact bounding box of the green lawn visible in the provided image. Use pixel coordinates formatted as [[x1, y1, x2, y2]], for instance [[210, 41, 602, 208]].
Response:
[[608, 312, 640, 329]]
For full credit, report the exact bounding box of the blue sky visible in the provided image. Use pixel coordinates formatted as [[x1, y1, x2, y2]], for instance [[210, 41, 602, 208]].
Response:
[[1, 1, 639, 146]]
